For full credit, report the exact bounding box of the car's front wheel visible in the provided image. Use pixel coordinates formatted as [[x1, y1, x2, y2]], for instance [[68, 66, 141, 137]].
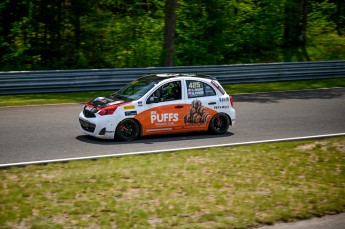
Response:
[[116, 119, 140, 141], [208, 113, 230, 134]]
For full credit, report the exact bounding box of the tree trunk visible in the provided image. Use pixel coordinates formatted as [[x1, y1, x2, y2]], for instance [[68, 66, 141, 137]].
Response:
[[162, 0, 178, 66], [335, 0, 344, 35], [283, 0, 308, 47]]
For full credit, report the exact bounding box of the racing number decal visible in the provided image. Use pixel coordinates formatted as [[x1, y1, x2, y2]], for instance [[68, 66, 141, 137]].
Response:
[[188, 81, 204, 97]]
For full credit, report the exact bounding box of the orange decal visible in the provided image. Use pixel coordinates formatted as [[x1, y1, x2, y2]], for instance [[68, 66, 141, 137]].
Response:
[[134, 101, 218, 136], [134, 104, 185, 135]]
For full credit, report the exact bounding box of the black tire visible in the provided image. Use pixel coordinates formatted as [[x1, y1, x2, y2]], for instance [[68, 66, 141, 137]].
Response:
[[116, 119, 140, 141], [208, 113, 230, 135]]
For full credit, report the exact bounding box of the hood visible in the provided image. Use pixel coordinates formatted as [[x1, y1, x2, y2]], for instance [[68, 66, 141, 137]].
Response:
[[88, 96, 125, 108]]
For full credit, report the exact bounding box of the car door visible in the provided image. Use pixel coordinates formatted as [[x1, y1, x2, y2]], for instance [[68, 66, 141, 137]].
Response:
[[183, 79, 219, 131], [135, 80, 186, 135]]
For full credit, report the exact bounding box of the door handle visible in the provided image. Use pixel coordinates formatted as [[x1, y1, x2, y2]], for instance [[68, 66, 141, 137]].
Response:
[[208, 102, 216, 105], [175, 105, 184, 108]]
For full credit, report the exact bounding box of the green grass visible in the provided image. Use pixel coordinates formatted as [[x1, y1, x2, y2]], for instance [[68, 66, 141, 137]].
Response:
[[223, 78, 345, 94], [0, 91, 114, 107], [0, 78, 344, 106], [1, 136, 344, 228]]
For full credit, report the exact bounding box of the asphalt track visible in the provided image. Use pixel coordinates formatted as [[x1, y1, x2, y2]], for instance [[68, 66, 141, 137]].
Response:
[[1, 88, 345, 167], [259, 213, 345, 229]]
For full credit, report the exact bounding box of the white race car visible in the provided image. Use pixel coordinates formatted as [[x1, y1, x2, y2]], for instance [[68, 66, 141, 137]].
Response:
[[79, 74, 236, 141]]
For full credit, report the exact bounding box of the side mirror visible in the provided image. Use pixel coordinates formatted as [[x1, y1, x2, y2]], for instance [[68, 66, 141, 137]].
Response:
[[147, 96, 159, 104]]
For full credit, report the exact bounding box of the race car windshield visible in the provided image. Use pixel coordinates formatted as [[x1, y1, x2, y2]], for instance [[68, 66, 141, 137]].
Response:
[[114, 75, 160, 101]]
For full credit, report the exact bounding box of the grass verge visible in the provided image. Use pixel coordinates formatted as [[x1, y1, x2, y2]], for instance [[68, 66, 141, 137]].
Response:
[[223, 77, 345, 94], [0, 78, 344, 106], [1, 136, 344, 228]]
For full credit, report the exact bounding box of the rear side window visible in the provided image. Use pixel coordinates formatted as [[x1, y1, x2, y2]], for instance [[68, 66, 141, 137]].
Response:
[[187, 80, 216, 98], [211, 80, 225, 95]]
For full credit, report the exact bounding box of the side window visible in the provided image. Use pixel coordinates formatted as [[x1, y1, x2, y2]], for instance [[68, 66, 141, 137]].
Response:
[[204, 84, 216, 96], [187, 80, 216, 98], [150, 81, 182, 102]]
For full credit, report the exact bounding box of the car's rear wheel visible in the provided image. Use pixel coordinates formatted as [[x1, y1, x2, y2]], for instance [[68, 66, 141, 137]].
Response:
[[116, 119, 140, 141], [208, 113, 230, 134]]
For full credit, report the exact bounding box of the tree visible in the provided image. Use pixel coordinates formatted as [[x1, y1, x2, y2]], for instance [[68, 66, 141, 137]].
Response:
[[334, 0, 344, 35], [162, 0, 178, 66], [283, 0, 309, 47]]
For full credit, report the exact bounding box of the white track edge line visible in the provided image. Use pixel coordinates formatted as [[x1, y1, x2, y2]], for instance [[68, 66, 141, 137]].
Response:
[[1, 133, 345, 168]]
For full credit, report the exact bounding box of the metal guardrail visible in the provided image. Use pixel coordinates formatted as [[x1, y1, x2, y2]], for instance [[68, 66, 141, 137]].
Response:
[[0, 60, 344, 95]]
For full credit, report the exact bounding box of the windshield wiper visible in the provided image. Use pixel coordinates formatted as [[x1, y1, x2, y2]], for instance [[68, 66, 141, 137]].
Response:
[[110, 93, 130, 101]]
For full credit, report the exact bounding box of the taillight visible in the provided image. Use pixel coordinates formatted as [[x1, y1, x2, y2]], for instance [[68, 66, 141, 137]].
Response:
[[98, 106, 118, 116], [230, 96, 234, 107]]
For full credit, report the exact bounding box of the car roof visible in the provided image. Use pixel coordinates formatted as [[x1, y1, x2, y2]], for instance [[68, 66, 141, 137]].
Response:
[[140, 73, 216, 82]]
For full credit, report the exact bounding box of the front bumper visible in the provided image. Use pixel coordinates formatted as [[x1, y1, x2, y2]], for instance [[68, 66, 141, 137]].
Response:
[[79, 118, 96, 133], [78, 111, 115, 139]]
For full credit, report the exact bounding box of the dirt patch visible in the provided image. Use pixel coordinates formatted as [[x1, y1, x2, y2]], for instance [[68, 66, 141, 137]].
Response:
[[187, 156, 213, 164], [296, 141, 327, 151], [333, 143, 345, 153]]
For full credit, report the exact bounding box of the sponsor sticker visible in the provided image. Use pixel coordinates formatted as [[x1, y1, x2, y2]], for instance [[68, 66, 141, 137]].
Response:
[[125, 111, 138, 116], [150, 111, 179, 124], [219, 97, 229, 102], [123, 105, 136, 110], [138, 101, 143, 107], [214, 106, 229, 109]]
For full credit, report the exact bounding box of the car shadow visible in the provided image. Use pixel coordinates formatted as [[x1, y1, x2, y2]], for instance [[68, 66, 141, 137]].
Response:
[[234, 88, 344, 103], [75, 131, 234, 145]]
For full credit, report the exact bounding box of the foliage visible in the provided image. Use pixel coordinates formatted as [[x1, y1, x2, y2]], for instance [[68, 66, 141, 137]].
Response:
[[0, 0, 344, 71]]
